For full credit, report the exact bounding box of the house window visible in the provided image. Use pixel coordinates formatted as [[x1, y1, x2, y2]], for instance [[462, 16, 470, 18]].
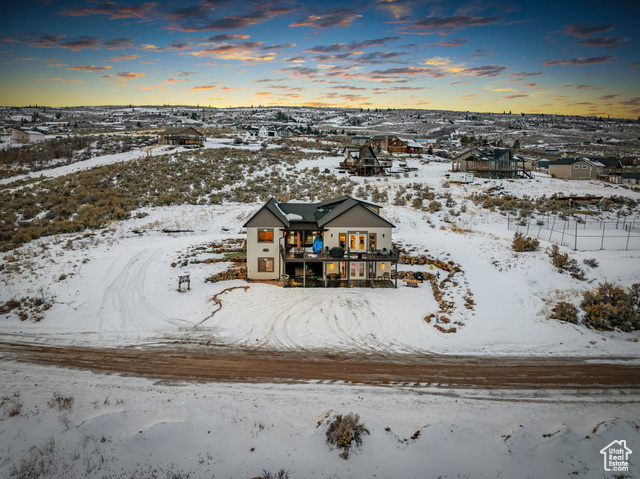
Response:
[[574, 165, 580, 169], [369, 233, 376, 251], [258, 229, 274, 242], [339, 233, 346, 249], [582, 165, 588, 169], [258, 257, 274, 272]]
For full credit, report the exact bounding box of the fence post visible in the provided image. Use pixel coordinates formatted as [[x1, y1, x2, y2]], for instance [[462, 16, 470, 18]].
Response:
[[549, 216, 556, 242], [626, 224, 632, 251], [560, 219, 567, 246], [574, 218, 578, 250], [601, 221, 606, 250], [526, 215, 531, 235]]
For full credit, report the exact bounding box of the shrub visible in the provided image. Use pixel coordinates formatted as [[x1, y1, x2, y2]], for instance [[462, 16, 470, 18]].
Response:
[[48, 391, 74, 411], [428, 200, 442, 213], [325, 412, 369, 460], [1, 392, 23, 417], [581, 282, 640, 332], [548, 245, 585, 280], [583, 258, 599, 268], [259, 470, 291, 479], [512, 232, 539, 252], [550, 301, 579, 323]]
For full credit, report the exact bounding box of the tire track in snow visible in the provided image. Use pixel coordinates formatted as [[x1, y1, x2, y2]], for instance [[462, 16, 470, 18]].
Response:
[[97, 248, 188, 341]]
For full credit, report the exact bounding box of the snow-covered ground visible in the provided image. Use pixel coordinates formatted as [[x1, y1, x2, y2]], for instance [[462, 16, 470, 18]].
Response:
[[1, 361, 638, 479], [1, 141, 639, 477], [1, 192, 638, 357]]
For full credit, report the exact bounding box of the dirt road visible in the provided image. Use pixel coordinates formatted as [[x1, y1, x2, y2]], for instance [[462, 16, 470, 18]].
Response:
[[1, 341, 639, 389], [0, 342, 640, 389]]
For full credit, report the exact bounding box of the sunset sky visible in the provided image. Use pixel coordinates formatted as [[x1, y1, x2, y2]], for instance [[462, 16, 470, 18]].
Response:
[[1, 0, 639, 117]]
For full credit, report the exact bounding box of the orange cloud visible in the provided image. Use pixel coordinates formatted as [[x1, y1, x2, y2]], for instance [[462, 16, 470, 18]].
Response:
[[68, 65, 112, 72]]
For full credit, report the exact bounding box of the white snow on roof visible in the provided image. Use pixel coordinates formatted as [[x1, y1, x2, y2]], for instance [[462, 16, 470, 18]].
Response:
[[286, 213, 303, 221]]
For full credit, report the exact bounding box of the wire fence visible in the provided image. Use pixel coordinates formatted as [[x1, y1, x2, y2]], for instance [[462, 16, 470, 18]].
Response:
[[507, 212, 640, 251]]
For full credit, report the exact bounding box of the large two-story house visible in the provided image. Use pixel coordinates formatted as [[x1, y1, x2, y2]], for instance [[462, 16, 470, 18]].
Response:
[[243, 196, 399, 287], [451, 147, 531, 179]]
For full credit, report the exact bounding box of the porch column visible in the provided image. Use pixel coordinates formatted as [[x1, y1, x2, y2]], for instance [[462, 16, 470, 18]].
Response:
[[324, 261, 327, 288], [370, 260, 374, 288], [394, 257, 398, 288]]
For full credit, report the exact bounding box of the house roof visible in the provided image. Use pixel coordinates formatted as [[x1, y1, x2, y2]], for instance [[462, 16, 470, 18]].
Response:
[[243, 196, 392, 228], [358, 143, 377, 159], [453, 147, 517, 162], [597, 157, 622, 168], [10, 128, 44, 135], [159, 127, 204, 136], [399, 138, 424, 149], [622, 172, 640, 179], [551, 157, 605, 167], [372, 134, 397, 140]]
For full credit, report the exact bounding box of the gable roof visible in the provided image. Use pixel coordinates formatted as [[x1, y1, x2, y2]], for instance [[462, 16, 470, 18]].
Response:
[[597, 157, 622, 168], [243, 196, 393, 228], [159, 127, 204, 136], [10, 127, 44, 136], [551, 157, 605, 167]]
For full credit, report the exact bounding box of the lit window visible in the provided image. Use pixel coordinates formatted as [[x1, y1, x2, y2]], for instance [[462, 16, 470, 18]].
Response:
[[258, 229, 274, 242]]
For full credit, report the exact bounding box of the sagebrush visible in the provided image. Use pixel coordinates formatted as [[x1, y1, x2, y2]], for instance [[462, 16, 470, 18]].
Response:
[[325, 412, 369, 460], [512, 232, 539, 252]]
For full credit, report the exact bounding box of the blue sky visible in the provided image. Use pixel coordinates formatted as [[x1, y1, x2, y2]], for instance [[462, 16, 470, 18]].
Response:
[[1, 0, 639, 117]]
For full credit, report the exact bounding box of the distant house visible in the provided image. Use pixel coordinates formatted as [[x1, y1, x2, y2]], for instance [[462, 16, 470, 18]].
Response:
[[621, 172, 640, 185], [258, 125, 278, 137], [243, 195, 398, 287], [158, 127, 205, 147], [10, 128, 45, 144], [387, 138, 424, 154], [598, 157, 623, 182], [340, 144, 391, 176], [350, 136, 372, 146], [548, 157, 603, 180], [439, 139, 460, 149], [277, 125, 300, 137], [451, 147, 531, 179], [370, 135, 397, 152], [417, 139, 438, 149], [244, 126, 260, 137], [620, 156, 639, 169]]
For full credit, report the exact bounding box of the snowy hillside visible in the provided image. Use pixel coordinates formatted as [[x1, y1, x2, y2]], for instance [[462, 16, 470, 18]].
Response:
[[1, 137, 639, 478]]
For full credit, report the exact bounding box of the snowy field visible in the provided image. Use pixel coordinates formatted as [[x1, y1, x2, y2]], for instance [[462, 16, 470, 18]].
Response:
[[1, 140, 640, 477], [1, 361, 639, 479], [1, 176, 639, 357]]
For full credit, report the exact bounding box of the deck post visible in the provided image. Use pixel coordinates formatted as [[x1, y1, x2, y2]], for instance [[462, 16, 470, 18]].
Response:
[[324, 261, 327, 288], [394, 253, 398, 288], [347, 248, 351, 288]]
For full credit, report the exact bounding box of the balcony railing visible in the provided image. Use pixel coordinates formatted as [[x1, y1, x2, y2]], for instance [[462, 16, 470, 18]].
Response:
[[280, 245, 400, 262]]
